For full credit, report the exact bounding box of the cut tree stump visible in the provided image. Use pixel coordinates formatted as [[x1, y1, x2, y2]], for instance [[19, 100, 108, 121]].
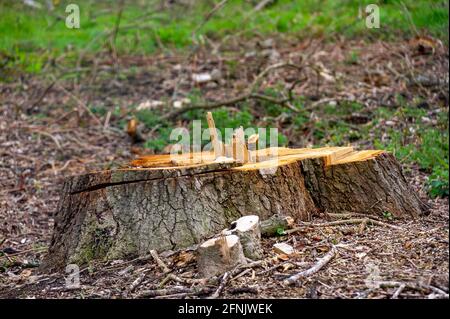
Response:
[[41, 118, 427, 271], [197, 235, 247, 278], [41, 146, 427, 271], [223, 215, 263, 260], [301, 151, 429, 218]]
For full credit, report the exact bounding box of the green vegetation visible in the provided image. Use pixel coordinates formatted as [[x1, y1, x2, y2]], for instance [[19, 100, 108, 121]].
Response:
[[133, 92, 448, 198], [372, 106, 449, 198], [1, 0, 448, 76]]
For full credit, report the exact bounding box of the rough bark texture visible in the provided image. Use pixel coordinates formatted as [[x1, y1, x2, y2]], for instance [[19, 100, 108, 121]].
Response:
[[41, 161, 315, 271], [301, 152, 428, 218]]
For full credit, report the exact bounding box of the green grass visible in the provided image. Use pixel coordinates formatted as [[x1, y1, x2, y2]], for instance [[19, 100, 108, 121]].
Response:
[[1, 0, 447, 80], [0, 0, 448, 75], [372, 106, 449, 198], [304, 100, 449, 198]]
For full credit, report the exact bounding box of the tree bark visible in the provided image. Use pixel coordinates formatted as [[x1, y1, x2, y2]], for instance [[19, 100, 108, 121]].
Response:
[[41, 160, 315, 271], [301, 152, 428, 218]]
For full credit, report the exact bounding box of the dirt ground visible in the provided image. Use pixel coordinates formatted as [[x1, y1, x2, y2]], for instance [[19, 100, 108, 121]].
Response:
[[0, 37, 448, 299]]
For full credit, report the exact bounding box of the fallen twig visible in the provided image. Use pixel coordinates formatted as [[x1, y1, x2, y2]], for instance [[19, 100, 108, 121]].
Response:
[[358, 218, 369, 234], [391, 283, 406, 299], [150, 249, 171, 274], [283, 246, 337, 286], [138, 286, 195, 298], [285, 218, 402, 234], [166, 274, 209, 285], [55, 82, 102, 126], [378, 281, 449, 299], [209, 272, 230, 299], [228, 286, 259, 295], [128, 273, 146, 293], [161, 62, 305, 120], [30, 130, 62, 150]]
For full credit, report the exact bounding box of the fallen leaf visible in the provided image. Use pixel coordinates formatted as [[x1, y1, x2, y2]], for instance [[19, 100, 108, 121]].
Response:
[[276, 253, 290, 261], [173, 251, 195, 267], [21, 269, 33, 278]]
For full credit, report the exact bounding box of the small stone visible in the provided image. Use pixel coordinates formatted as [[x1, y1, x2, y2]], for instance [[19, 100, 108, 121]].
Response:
[[273, 243, 295, 256], [192, 73, 212, 83], [421, 116, 431, 123], [259, 38, 275, 49]]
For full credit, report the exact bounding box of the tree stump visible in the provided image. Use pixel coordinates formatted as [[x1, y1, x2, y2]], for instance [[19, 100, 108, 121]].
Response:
[[224, 215, 263, 260], [196, 235, 247, 278], [41, 147, 427, 271], [300, 151, 429, 218]]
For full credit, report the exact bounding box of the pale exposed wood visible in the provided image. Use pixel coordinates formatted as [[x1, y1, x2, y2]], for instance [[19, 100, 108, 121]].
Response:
[[273, 243, 295, 256], [197, 235, 247, 278], [224, 215, 262, 260], [323, 146, 354, 166], [247, 133, 259, 146], [247, 133, 259, 162], [206, 111, 224, 159], [130, 146, 375, 168], [232, 127, 250, 163]]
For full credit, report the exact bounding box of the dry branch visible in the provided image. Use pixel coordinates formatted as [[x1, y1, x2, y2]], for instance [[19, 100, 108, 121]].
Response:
[[283, 246, 337, 286], [138, 286, 213, 298], [285, 218, 402, 235], [150, 249, 171, 274], [160, 63, 304, 120], [208, 272, 230, 299]]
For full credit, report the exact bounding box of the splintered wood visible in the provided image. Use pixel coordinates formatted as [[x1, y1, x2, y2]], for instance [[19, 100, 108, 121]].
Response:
[[132, 113, 379, 168], [206, 111, 224, 159]]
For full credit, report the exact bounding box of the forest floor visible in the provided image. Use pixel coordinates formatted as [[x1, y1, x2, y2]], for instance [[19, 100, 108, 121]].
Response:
[[1, 33, 448, 298]]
